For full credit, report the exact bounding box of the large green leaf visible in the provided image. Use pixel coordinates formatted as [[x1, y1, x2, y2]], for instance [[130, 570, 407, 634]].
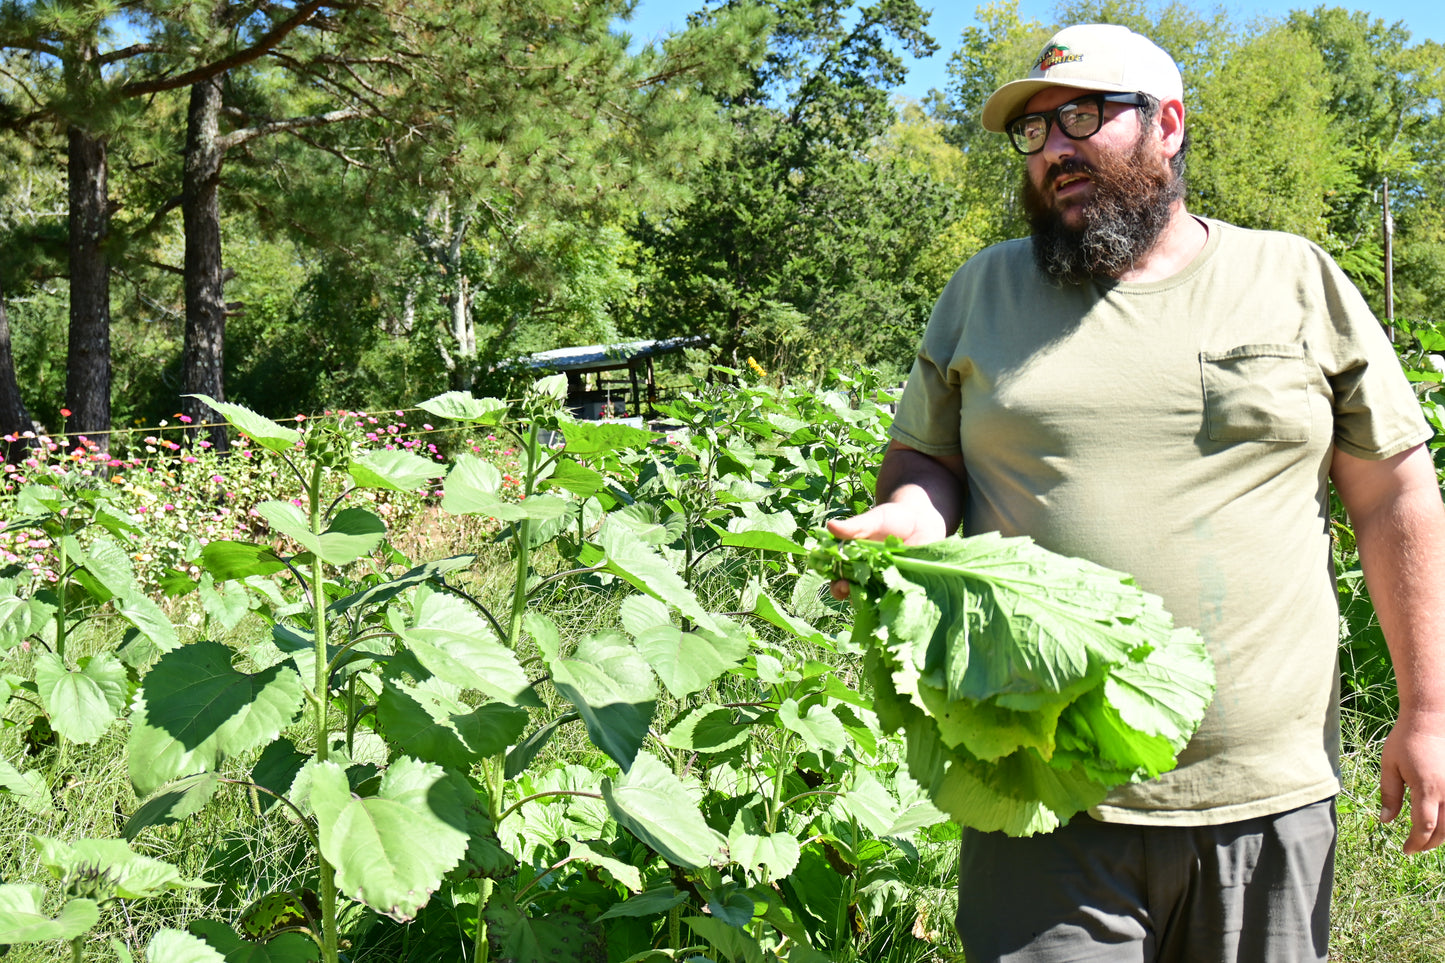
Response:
[[597, 517, 720, 633], [816, 532, 1214, 837], [550, 632, 657, 772], [401, 591, 537, 706], [603, 751, 726, 869], [566, 839, 644, 894], [727, 823, 800, 884], [200, 541, 288, 581], [187, 395, 301, 452], [80, 535, 140, 597], [115, 593, 181, 653], [348, 448, 442, 492], [188, 919, 321, 962], [0, 757, 52, 815], [32, 836, 210, 899], [311, 757, 469, 921], [328, 555, 475, 616], [442, 455, 572, 522], [34, 652, 128, 745], [559, 421, 659, 456], [0, 885, 98, 943], [619, 595, 748, 698], [417, 391, 510, 425], [125, 772, 224, 837], [258, 503, 385, 565], [142, 928, 227, 963], [128, 641, 305, 795], [777, 699, 847, 755], [317, 508, 387, 565], [377, 681, 529, 770]]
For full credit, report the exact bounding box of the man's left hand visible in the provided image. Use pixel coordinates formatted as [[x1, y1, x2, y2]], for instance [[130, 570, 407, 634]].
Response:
[[1379, 707, 1445, 853]]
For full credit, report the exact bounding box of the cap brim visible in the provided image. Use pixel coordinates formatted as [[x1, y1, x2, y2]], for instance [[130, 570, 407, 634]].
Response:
[[980, 78, 1139, 132]]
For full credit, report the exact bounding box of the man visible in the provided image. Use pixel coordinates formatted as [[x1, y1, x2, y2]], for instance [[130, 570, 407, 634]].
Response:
[[828, 23, 1445, 962]]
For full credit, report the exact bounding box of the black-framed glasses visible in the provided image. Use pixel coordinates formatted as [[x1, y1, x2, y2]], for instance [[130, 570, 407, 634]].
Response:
[[1005, 92, 1149, 155]]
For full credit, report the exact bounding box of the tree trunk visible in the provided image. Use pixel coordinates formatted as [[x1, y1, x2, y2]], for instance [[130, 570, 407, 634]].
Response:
[[0, 273, 37, 464], [181, 77, 231, 452], [65, 123, 111, 450]]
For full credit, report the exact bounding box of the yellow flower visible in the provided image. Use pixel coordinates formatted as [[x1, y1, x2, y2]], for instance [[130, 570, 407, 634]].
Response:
[[746, 356, 768, 378]]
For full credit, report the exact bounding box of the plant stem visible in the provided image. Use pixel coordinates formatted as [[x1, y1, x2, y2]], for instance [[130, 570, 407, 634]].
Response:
[[306, 459, 341, 963], [55, 523, 69, 662], [69, 935, 83, 963], [506, 419, 542, 649]]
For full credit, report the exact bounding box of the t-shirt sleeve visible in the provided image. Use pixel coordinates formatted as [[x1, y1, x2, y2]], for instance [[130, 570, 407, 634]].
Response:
[[888, 268, 970, 457], [1313, 246, 1433, 459]]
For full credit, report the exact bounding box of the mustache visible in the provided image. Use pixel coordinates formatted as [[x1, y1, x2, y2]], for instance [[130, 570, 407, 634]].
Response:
[[1044, 157, 1095, 187]]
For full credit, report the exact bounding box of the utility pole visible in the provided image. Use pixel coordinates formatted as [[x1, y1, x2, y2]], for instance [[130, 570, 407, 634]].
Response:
[[1383, 176, 1395, 341]]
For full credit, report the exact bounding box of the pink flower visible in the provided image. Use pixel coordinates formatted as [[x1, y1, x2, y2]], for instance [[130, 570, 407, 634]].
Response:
[[60, 408, 71, 417], [179, 415, 193, 424]]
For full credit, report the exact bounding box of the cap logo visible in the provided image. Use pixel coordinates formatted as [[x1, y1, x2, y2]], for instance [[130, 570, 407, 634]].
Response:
[[1035, 44, 1084, 71]]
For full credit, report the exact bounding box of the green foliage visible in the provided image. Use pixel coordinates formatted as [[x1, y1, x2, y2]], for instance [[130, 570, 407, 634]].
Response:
[[813, 532, 1214, 836]]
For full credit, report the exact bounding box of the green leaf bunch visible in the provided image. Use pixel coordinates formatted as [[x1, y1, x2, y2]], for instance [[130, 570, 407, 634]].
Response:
[[813, 532, 1216, 836]]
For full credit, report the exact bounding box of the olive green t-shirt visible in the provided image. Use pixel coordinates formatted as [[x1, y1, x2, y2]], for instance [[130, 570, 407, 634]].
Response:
[[891, 218, 1432, 825]]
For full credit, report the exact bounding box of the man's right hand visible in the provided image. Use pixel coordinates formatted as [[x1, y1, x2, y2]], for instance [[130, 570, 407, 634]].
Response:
[[824, 443, 967, 600]]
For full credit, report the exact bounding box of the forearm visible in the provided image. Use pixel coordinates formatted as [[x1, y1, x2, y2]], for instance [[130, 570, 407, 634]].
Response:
[[827, 442, 967, 549], [1353, 479, 1445, 715], [874, 442, 967, 536]]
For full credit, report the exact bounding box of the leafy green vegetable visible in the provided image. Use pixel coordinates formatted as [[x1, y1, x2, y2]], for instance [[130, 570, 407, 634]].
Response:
[[810, 532, 1215, 836]]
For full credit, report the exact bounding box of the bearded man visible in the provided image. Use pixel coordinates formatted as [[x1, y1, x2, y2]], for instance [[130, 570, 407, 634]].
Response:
[[828, 23, 1445, 963]]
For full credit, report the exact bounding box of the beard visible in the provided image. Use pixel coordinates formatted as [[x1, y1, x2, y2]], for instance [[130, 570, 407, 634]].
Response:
[[1022, 130, 1184, 284]]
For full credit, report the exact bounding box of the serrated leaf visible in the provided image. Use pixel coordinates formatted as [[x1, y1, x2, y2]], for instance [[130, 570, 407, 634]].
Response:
[[720, 530, 807, 555], [684, 915, 764, 963], [319, 508, 387, 564], [328, 555, 475, 616], [504, 711, 579, 779], [417, 392, 510, 424], [603, 751, 725, 869], [0, 885, 98, 943], [559, 421, 659, 456], [597, 517, 720, 633], [188, 918, 320, 961], [115, 592, 180, 652], [377, 682, 529, 770], [727, 827, 801, 883], [34, 652, 128, 744], [348, 449, 442, 492], [256, 501, 321, 556], [143, 928, 227, 963], [125, 772, 224, 837], [81, 535, 140, 597], [595, 885, 687, 921], [777, 699, 847, 755], [187, 395, 300, 452], [32, 837, 210, 899], [442, 456, 572, 522], [541, 460, 606, 497], [200, 541, 288, 581], [567, 840, 643, 893], [550, 632, 657, 772], [128, 640, 305, 795], [661, 703, 756, 753], [402, 592, 537, 706], [0, 757, 53, 815], [311, 757, 469, 921]]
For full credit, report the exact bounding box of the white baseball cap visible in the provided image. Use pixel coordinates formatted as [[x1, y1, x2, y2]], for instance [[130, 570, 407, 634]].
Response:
[[980, 24, 1184, 133]]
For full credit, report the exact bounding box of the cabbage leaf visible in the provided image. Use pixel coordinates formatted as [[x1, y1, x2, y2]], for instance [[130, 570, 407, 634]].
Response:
[[811, 532, 1214, 836]]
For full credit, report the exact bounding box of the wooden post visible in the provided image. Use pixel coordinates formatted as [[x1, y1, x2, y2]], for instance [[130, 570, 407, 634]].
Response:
[[1383, 176, 1395, 341]]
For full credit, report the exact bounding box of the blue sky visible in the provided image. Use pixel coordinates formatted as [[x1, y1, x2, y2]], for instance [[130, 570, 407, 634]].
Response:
[[616, 1, 1444, 101]]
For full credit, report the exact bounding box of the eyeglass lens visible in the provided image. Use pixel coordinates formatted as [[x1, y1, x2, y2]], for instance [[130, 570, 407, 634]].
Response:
[[1008, 95, 1105, 154]]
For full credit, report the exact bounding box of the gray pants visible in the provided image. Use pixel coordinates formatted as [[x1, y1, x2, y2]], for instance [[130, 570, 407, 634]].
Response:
[[955, 798, 1336, 963]]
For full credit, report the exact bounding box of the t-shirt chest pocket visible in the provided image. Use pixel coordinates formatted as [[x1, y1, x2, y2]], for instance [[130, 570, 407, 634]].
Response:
[[1199, 344, 1312, 443]]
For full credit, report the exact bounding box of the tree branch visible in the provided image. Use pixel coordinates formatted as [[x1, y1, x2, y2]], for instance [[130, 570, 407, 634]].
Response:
[[117, 0, 332, 97], [218, 106, 365, 151]]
